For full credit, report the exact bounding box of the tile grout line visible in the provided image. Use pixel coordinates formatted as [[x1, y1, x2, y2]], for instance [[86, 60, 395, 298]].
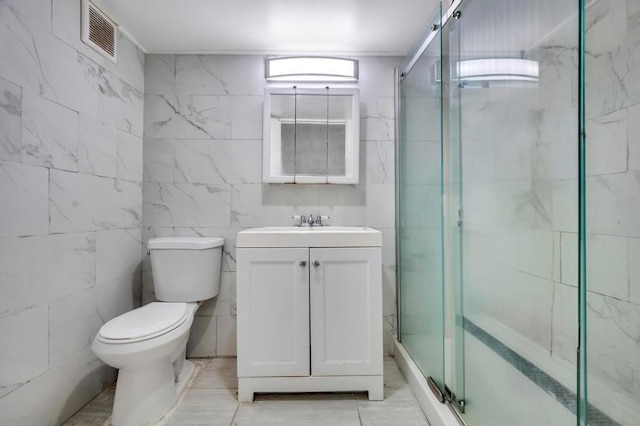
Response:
[[228, 402, 240, 426], [354, 392, 364, 426]]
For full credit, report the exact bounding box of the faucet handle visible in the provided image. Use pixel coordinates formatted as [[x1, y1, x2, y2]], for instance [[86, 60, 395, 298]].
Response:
[[292, 215, 305, 226], [317, 215, 329, 226]]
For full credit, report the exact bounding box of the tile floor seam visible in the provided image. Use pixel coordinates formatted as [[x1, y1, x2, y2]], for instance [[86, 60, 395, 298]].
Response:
[[228, 400, 240, 426], [355, 392, 364, 426]]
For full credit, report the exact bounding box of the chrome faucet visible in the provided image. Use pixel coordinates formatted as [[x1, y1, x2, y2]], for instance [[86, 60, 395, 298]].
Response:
[[292, 214, 329, 227]]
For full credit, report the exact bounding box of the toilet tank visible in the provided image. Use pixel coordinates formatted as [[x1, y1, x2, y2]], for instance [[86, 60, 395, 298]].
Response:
[[147, 237, 224, 302]]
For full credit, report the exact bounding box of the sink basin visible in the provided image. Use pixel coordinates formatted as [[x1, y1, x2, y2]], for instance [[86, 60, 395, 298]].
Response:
[[237, 226, 383, 248]]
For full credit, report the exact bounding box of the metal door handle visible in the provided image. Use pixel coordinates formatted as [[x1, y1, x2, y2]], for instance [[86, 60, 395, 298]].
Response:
[[300, 261, 307, 267], [313, 260, 320, 267]]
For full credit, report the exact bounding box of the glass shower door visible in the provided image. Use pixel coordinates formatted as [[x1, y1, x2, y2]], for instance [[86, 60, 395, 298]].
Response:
[[451, 0, 581, 424], [398, 3, 445, 394]]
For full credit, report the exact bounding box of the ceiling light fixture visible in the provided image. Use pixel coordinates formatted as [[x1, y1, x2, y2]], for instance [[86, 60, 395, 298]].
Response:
[[265, 57, 359, 82]]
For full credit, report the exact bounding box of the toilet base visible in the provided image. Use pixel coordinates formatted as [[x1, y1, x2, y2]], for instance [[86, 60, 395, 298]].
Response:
[[110, 359, 196, 426]]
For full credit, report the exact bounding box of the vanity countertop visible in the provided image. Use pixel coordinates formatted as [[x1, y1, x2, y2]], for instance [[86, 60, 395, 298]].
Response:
[[236, 226, 382, 248]]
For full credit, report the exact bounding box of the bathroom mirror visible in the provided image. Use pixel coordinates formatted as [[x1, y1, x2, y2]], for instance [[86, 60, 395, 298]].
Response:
[[263, 87, 359, 184]]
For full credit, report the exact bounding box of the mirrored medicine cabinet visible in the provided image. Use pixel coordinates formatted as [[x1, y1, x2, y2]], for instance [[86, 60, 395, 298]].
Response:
[[263, 87, 359, 184]]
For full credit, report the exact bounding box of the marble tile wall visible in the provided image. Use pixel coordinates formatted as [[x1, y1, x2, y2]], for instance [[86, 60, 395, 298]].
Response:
[[583, 0, 640, 418], [142, 55, 399, 357], [0, 0, 144, 424]]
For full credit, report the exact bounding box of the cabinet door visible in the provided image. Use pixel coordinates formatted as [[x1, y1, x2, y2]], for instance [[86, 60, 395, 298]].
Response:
[[310, 247, 383, 376], [237, 247, 310, 377]]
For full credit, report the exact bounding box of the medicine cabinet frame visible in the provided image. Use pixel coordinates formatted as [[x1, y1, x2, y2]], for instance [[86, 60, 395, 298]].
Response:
[[262, 87, 360, 184]]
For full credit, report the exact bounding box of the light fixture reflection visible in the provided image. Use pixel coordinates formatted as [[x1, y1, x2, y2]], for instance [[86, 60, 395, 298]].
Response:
[[265, 57, 359, 82], [457, 58, 539, 82]]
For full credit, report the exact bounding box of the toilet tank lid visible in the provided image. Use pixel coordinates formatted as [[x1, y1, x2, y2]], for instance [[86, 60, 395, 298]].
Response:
[[147, 237, 224, 250]]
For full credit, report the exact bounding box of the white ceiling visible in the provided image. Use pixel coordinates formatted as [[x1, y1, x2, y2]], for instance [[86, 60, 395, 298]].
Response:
[[94, 0, 438, 55]]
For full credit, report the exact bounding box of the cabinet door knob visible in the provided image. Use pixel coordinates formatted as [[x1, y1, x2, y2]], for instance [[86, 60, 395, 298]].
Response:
[[313, 260, 320, 267], [299, 261, 307, 267]]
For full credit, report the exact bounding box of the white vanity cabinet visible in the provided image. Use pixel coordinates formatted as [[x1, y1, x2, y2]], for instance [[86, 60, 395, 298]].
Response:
[[236, 227, 383, 402]]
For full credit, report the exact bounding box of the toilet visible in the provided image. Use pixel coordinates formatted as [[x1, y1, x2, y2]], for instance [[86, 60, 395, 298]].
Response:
[[92, 237, 224, 426]]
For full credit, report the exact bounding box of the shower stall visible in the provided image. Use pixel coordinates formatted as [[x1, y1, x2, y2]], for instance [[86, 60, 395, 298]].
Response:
[[396, 0, 640, 424]]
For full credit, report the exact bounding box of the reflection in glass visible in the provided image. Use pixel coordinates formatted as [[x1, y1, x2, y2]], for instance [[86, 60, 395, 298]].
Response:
[[281, 121, 346, 176], [398, 2, 445, 395], [452, 1, 580, 424]]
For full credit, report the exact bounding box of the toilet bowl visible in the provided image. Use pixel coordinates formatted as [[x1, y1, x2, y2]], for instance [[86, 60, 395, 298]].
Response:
[[92, 237, 223, 426]]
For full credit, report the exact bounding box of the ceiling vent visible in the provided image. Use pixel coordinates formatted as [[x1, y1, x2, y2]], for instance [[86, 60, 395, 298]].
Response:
[[81, 0, 117, 63]]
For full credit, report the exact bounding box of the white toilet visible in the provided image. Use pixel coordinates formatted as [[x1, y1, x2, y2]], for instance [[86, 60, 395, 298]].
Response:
[[92, 237, 224, 426]]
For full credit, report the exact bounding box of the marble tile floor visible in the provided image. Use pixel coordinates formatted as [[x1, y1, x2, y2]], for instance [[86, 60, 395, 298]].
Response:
[[64, 356, 430, 426]]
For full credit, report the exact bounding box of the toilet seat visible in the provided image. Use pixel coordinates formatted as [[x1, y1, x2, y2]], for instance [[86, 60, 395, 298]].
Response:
[[97, 302, 189, 344]]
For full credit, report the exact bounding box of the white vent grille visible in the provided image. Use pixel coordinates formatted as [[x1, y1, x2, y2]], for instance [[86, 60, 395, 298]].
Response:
[[81, 0, 117, 63]]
